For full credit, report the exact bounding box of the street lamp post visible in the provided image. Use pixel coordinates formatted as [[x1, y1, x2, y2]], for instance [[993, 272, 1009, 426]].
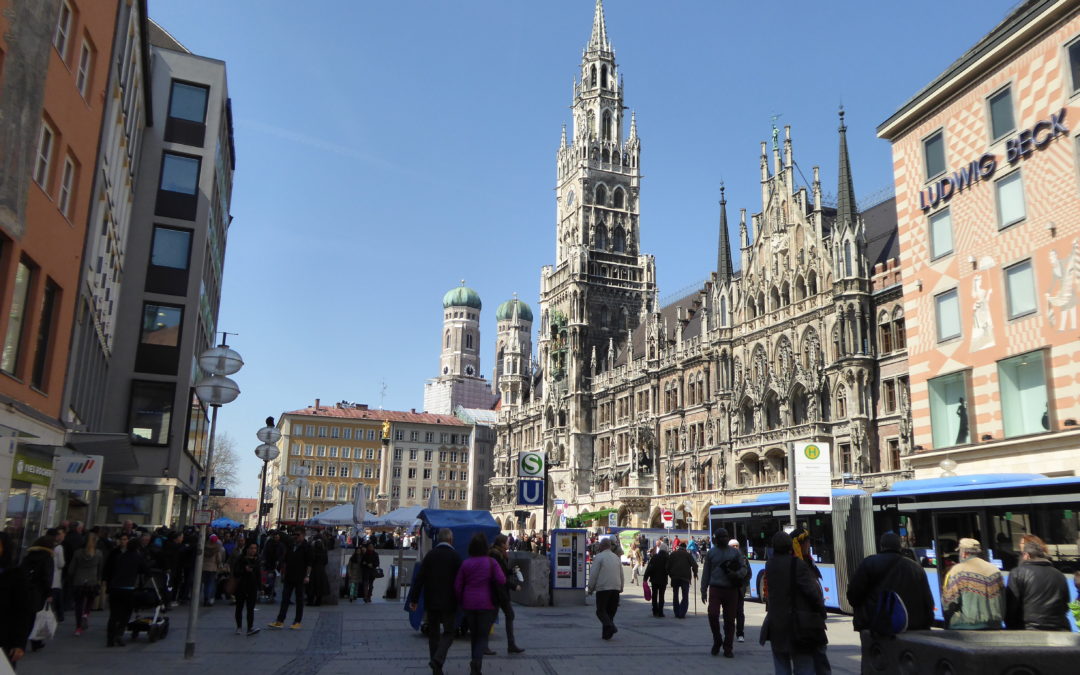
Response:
[[276, 476, 292, 526], [184, 341, 243, 660], [255, 417, 282, 534]]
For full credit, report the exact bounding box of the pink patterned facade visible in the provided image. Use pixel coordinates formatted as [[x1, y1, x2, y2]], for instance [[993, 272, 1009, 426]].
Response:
[[878, 1, 1080, 478]]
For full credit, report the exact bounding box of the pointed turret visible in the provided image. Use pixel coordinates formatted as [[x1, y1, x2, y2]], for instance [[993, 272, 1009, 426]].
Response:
[[628, 110, 638, 141], [836, 106, 857, 233], [739, 208, 749, 249], [716, 184, 733, 283], [560, 124, 567, 149], [588, 0, 610, 52]]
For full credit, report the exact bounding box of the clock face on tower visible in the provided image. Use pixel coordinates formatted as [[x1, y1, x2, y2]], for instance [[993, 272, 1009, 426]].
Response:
[[465, 365, 475, 376]]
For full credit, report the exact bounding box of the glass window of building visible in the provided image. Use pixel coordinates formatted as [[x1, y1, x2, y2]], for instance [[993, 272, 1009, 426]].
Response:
[[425, 432, 434, 443], [366, 448, 375, 459], [395, 430, 404, 441], [995, 170, 1026, 229], [140, 304, 182, 347], [988, 86, 1015, 141], [394, 448, 402, 461], [331, 427, 339, 438], [935, 289, 961, 342], [923, 130, 946, 179], [439, 451, 447, 462], [1004, 259, 1037, 319], [424, 450, 433, 462], [327, 465, 336, 477], [340, 465, 349, 478], [318, 426, 327, 437], [998, 350, 1049, 438], [340, 448, 350, 459], [129, 381, 175, 445], [368, 429, 376, 440], [168, 81, 209, 123], [1, 261, 32, 374], [410, 431, 419, 441], [393, 467, 401, 478], [929, 371, 970, 448], [342, 428, 351, 440], [409, 449, 417, 460], [306, 425, 315, 435], [1069, 38, 1080, 94], [159, 153, 200, 194], [150, 226, 192, 269], [408, 468, 416, 479], [317, 445, 326, 457], [305, 444, 313, 456], [329, 446, 338, 457], [364, 466, 373, 478], [407, 488, 415, 499], [929, 208, 953, 259]]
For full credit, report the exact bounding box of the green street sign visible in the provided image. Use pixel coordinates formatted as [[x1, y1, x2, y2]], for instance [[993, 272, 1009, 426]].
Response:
[[518, 451, 545, 478]]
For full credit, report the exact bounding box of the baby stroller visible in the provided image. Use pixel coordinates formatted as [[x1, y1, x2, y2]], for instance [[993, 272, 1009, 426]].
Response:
[[128, 575, 170, 642]]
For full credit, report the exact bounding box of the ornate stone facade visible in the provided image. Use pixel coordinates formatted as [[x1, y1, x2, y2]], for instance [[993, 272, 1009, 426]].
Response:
[[487, 1, 909, 532]]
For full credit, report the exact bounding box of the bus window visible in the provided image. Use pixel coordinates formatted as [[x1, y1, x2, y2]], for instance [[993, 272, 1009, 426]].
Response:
[[1042, 506, 1079, 566], [989, 508, 1031, 571]]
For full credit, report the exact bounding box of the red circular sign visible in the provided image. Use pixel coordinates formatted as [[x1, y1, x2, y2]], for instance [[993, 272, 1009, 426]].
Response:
[[661, 509, 674, 522]]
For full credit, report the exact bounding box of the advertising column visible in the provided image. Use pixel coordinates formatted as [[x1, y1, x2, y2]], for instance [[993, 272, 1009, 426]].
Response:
[[549, 528, 587, 606]]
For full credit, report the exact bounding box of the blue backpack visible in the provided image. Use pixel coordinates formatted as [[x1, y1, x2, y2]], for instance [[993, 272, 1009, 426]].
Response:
[[869, 556, 909, 636]]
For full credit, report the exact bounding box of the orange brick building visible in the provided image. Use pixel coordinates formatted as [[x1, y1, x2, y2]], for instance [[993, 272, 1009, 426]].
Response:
[[0, 1, 116, 551], [878, 0, 1080, 478]]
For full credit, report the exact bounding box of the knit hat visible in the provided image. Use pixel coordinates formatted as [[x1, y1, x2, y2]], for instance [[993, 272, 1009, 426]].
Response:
[[728, 539, 739, 548], [209, 534, 220, 543]]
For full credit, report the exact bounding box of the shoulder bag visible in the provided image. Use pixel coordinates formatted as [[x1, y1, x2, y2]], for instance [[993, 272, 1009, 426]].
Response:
[[489, 557, 509, 605], [789, 557, 827, 650]]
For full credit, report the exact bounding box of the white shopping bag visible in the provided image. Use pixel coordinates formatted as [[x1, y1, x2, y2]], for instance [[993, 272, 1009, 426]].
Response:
[[30, 600, 57, 641]]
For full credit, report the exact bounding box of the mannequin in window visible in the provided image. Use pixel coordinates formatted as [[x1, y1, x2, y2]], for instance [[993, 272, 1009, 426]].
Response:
[[956, 397, 969, 444]]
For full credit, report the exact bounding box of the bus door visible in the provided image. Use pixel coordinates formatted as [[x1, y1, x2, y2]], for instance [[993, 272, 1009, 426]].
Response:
[[931, 510, 985, 589]]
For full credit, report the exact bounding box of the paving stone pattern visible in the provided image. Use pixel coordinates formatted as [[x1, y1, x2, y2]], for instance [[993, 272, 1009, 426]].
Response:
[[18, 554, 864, 674]]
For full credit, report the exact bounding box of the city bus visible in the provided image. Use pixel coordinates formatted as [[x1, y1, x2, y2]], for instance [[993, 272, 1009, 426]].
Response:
[[870, 473, 1080, 624], [707, 488, 872, 611]]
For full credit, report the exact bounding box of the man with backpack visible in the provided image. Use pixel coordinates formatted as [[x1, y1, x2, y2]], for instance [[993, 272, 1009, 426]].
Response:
[[847, 532, 934, 635], [701, 528, 747, 657]]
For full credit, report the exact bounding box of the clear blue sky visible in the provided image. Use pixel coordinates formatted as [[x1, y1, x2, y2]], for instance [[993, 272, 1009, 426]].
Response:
[[147, 0, 1017, 499]]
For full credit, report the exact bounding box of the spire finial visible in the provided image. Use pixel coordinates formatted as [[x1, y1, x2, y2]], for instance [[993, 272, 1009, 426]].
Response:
[[560, 124, 567, 148], [629, 110, 638, 139], [460, 279, 466, 286], [836, 107, 857, 232], [589, 0, 610, 51], [717, 182, 733, 283]]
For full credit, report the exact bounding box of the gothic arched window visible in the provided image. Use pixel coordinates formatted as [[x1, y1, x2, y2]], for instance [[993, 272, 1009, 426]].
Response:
[[844, 241, 853, 277], [602, 148, 610, 163], [590, 65, 597, 87], [595, 184, 607, 205], [466, 333, 473, 349], [602, 111, 612, 141], [720, 296, 728, 326], [613, 227, 625, 252], [445, 330, 451, 348], [613, 188, 625, 209], [808, 269, 818, 296], [595, 226, 607, 251], [600, 64, 608, 89]]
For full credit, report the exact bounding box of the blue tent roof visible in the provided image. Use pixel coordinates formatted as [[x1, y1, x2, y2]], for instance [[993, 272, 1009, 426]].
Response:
[[419, 509, 500, 558], [211, 517, 243, 528]]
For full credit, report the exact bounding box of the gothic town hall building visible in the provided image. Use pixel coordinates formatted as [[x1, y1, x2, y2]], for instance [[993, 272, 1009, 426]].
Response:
[[487, 1, 910, 531]]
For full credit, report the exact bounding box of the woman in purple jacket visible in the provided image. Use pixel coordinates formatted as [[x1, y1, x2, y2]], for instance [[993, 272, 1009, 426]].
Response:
[[454, 532, 505, 675]]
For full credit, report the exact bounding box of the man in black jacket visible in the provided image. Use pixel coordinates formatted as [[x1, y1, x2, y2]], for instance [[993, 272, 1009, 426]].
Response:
[[666, 542, 698, 619], [262, 531, 286, 601], [268, 530, 311, 630], [1005, 534, 1070, 630], [408, 529, 462, 675], [847, 532, 934, 632]]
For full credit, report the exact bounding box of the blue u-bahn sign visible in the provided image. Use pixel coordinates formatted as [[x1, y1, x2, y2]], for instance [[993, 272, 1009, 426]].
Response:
[[518, 479, 544, 506]]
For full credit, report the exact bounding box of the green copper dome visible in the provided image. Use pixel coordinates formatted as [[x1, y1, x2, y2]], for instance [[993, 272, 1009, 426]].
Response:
[[443, 285, 482, 310], [496, 298, 533, 322]]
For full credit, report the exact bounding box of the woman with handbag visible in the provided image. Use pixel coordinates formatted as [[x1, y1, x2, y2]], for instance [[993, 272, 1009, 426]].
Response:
[[762, 531, 830, 675], [69, 533, 103, 636], [346, 548, 364, 602], [232, 543, 261, 635], [359, 542, 380, 603], [20, 534, 55, 652], [454, 532, 505, 675]]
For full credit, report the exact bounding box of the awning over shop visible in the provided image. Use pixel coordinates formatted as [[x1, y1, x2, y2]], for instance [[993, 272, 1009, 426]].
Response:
[[26, 432, 140, 472]]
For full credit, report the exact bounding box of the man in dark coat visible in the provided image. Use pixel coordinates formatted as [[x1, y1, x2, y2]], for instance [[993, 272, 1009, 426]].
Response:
[[408, 528, 462, 675], [665, 541, 698, 619], [1005, 534, 1070, 630], [644, 542, 670, 618], [764, 531, 829, 673], [269, 529, 311, 630], [0, 532, 32, 666], [847, 531, 935, 632], [262, 531, 286, 600]]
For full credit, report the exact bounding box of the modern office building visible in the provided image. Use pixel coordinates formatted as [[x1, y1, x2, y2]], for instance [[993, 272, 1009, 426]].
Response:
[[0, 0, 117, 553], [877, 0, 1080, 479], [93, 21, 235, 525]]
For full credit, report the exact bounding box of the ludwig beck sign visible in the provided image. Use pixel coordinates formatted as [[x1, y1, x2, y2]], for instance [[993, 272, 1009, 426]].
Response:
[[518, 451, 545, 478]]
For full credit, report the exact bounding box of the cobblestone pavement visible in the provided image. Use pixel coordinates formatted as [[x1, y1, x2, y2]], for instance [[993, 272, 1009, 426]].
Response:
[[17, 554, 864, 674]]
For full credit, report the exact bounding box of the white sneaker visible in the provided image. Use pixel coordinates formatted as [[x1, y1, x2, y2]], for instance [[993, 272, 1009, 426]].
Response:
[[737, 635, 745, 643]]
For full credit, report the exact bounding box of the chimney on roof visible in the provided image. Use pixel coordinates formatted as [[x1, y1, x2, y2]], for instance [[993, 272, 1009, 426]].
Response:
[[315, 398, 320, 409], [411, 408, 416, 414], [359, 404, 368, 410]]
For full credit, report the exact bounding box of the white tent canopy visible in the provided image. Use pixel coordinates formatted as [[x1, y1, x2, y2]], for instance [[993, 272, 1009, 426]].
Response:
[[306, 503, 377, 527], [369, 504, 423, 528]]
